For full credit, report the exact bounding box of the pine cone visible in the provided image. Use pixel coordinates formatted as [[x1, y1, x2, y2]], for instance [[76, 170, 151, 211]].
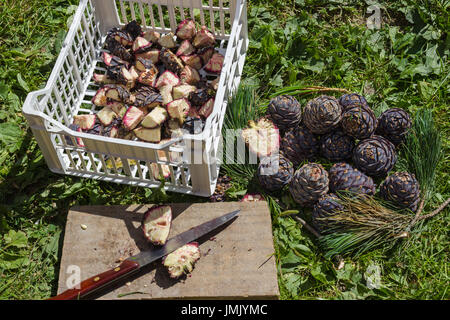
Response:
[[376, 108, 412, 146], [281, 126, 320, 167], [320, 130, 355, 161], [339, 93, 369, 108], [380, 172, 420, 211], [303, 95, 342, 134], [341, 103, 377, 139], [266, 95, 302, 131], [257, 153, 294, 192], [289, 163, 329, 207], [353, 135, 397, 177], [312, 193, 343, 233], [329, 162, 376, 195]]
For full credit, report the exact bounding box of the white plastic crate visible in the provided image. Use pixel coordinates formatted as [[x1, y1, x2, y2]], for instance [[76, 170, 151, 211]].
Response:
[[22, 0, 248, 197]]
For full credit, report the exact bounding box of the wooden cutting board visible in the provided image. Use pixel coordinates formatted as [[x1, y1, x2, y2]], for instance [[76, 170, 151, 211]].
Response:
[[56, 201, 280, 299]]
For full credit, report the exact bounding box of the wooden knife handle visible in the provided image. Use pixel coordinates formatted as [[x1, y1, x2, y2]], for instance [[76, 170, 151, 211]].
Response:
[[48, 260, 140, 300]]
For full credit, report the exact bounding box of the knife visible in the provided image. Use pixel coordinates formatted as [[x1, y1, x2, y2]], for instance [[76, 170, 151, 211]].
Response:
[[49, 209, 240, 300]]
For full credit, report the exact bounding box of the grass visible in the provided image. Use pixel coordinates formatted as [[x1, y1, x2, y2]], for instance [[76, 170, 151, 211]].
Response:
[[0, 0, 448, 299]]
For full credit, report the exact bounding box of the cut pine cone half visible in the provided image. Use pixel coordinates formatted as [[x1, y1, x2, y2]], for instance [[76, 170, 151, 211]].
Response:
[[241, 118, 280, 158]]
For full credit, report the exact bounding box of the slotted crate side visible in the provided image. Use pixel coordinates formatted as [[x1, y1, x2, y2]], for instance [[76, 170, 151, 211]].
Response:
[[23, 0, 102, 174], [190, 0, 248, 195], [23, 0, 247, 197], [93, 0, 234, 39]]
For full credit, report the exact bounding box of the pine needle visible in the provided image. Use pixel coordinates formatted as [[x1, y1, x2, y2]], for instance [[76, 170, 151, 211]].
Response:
[[270, 85, 351, 98]]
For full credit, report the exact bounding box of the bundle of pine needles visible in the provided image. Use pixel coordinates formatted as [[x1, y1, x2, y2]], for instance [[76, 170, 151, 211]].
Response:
[[221, 85, 261, 180], [317, 108, 449, 258], [318, 194, 413, 259], [400, 109, 443, 225]]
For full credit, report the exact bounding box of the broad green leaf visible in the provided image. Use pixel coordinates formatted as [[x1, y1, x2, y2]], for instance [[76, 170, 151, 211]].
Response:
[[0, 82, 9, 99], [303, 59, 324, 73], [0, 254, 29, 270], [418, 81, 433, 100], [282, 272, 303, 297], [3, 230, 28, 248], [310, 264, 328, 284], [0, 122, 23, 152], [281, 250, 304, 272], [17, 74, 29, 92]]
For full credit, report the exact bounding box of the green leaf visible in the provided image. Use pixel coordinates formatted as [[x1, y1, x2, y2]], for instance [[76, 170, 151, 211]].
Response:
[[310, 264, 328, 284], [303, 59, 325, 73], [44, 231, 61, 259], [292, 243, 312, 256], [0, 254, 29, 270], [281, 250, 304, 272], [0, 82, 9, 99], [270, 74, 283, 87], [418, 81, 433, 100], [16, 74, 29, 92], [4, 230, 28, 248], [282, 272, 303, 297], [0, 123, 22, 151]]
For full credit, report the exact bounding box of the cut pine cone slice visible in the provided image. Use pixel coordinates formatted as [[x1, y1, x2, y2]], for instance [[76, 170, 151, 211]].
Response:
[[141, 205, 172, 245], [163, 242, 200, 278], [133, 86, 163, 109], [241, 118, 280, 158], [160, 48, 184, 74]]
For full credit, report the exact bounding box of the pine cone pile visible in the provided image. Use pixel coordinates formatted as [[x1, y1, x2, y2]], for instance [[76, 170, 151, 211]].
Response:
[[341, 102, 377, 139], [329, 162, 376, 195], [320, 130, 355, 161], [303, 95, 343, 134], [253, 91, 419, 233]]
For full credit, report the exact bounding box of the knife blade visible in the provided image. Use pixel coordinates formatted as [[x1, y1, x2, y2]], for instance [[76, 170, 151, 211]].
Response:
[[127, 209, 240, 267], [48, 209, 240, 300]]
